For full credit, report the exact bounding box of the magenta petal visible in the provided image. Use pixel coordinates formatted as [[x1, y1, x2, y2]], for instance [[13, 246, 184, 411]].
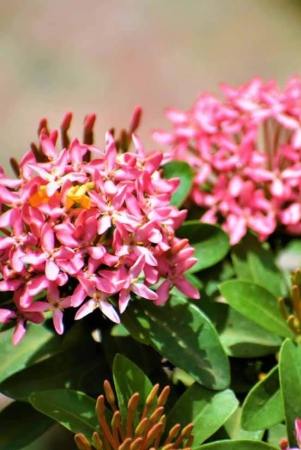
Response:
[[71, 284, 86, 307], [41, 223, 54, 252], [0, 279, 23, 291], [12, 321, 26, 345], [75, 300, 96, 320], [175, 277, 200, 299], [0, 309, 16, 322], [295, 418, 301, 445], [155, 280, 171, 305], [53, 309, 64, 335]]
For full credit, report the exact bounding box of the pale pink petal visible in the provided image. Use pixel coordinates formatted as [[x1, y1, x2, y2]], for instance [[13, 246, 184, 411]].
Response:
[[119, 290, 131, 313], [99, 301, 120, 323], [45, 260, 60, 281], [132, 283, 158, 300]]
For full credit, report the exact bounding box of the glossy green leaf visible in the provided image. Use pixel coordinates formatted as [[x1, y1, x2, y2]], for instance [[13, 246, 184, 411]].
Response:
[[0, 401, 54, 450], [225, 407, 264, 440], [0, 323, 55, 384], [122, 297, 230, 390], [267, 423, 287, 448], [30, 390, 101, 441], [219, 308, 282, 358], [162, 160, 193, 207], [113, 354, 153, 427], [219, 280, 294, 339], [0, 346, 108, 401], [166, 383, 238, 446], [279, 339, 301, 447], [196, 441, 278, 450], [176, 221, 230, 272], [231, 233, 283, 297], [241, 365, 284, 431]]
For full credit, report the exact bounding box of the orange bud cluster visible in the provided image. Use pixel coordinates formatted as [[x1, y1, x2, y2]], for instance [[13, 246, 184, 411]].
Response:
[[74, 381, 194, 450]]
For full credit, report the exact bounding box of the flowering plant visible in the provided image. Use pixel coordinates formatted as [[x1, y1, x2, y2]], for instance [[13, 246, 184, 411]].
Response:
[[1, 79, 301, 450]]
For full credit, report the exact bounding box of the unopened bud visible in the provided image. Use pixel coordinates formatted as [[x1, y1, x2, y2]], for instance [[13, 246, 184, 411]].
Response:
[[129, 106, 143, 134], [92, 432, 103, 450], [74, 433, 93, 450]]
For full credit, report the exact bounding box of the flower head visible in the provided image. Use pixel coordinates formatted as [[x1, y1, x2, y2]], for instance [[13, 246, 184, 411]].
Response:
[[74, 381, 194, 450], [0, 109, 199, 343], [154, 76, 301, 244]]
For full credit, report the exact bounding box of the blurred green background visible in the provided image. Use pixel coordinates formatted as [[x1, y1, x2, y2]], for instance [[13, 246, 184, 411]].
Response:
[[1, 0, 301, 448]]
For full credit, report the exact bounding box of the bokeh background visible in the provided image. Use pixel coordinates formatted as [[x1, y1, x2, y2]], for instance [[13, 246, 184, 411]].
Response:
[[1, 0, 301, 172], [1, 0, 301, 448]]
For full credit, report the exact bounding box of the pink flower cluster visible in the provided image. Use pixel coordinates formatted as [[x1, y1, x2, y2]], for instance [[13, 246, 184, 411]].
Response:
[[0, 113, 199, 344], [154, 76, 301, 245]]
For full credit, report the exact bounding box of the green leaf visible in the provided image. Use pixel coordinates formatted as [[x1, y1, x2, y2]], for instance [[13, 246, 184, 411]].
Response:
[[122, 297, 230, 390], [219, 280, 294, 339], [231, 233, 283, 297], [166, 383, 238, 446], [113, 355, 154, 427], [162, 160, 193, 207], [0, 323, 55, 384], [196, 441, 279, 449], [176, 221, 230, 272], [267, 423, 287, 448], [0, 346, 109, 401], [241, 365, 284, 431], [279, 338, 301, 447], [30, 389, 101, 441], [225, 407, 264, 440], [0, 401, 54, 450], [219, 307, 282, 358]]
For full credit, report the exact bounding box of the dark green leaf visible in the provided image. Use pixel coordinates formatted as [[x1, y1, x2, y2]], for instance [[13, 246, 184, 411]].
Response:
[[279, 338, 301, 447], [162, 160, 193, 207], [196, 441, 278, 449], [176, 221, 230, 272], [0, 401, 54, 450], [123, 297, 230, 390], [231, 233, 283, 297], [0, 346, 108, 401], [219, 281, 294, 339], [166, 383, 238, 446], [219, 308, 282, 358], [0, 323, 55, 384], [113, 354, 153, 427], [241, 365, 284, 431], [30, 390, 101, 441]]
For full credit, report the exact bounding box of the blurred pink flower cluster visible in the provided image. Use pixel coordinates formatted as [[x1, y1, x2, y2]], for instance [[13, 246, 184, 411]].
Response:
[[0, 112, 199, 344], [154, 76, 301, 245]]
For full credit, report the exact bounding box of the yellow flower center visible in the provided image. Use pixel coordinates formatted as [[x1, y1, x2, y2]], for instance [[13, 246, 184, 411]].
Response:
[[65, 182, 94, 209]]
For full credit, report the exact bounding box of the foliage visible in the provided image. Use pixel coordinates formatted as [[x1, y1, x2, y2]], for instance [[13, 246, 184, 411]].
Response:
[[1, 105, 301, 450]]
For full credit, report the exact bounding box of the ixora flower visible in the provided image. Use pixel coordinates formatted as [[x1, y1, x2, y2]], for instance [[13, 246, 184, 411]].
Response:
[[74, 381, 194, 450], [0, 109, 199, 344], [154, 76, 301, 244]]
